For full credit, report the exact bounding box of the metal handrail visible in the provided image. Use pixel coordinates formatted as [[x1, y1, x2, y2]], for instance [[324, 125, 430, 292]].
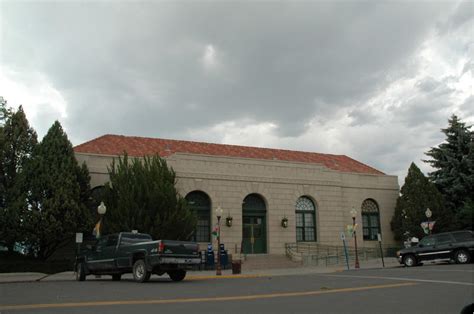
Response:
[[285, 242, 398, 266]]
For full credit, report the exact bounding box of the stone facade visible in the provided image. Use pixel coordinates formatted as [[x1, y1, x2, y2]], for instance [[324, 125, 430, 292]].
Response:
[[75, 150, 399, 255]]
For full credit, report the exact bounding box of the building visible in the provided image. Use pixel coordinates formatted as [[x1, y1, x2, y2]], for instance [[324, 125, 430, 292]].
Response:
[[74, 134, 399, 255]]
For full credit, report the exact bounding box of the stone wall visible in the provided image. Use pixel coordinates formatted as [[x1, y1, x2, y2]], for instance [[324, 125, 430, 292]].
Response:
[[75, 152, 399, 255]]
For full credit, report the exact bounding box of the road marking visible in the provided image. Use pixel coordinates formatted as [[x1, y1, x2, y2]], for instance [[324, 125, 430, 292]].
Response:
[[394, 268, 474, 273], [0, 282, 416, 311], [186, 274, 266, 280], [325, 274, 474, 286]]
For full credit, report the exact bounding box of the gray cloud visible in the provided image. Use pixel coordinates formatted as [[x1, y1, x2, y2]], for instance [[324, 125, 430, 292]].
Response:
[[1, 0, 472, 185], [2, 1, 452, 142]]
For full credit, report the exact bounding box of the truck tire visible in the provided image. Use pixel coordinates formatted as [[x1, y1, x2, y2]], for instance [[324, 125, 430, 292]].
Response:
[[112, 274, 122, 281], [454, 250, 470, 264], [403, 254, 417, 267], [133, 259, 151, 283], [76, 262, 86, 281], [168, 270, 186, 282]]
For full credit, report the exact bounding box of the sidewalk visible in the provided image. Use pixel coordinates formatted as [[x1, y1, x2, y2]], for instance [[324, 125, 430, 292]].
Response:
[[0, 257, 400, 284]]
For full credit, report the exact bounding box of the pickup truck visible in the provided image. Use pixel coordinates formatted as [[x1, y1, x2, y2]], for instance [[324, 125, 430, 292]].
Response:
[[397, 230, 474, 267], [75, 232, 201, 282]]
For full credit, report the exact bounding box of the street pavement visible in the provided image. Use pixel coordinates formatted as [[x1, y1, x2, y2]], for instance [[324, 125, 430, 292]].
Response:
[[0, 259, 472, 314], [0, 257, 399, 284]]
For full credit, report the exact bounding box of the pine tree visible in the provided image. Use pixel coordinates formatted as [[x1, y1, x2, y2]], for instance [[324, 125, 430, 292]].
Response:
[[0, 105, 38, 253], [391, 163, 451, 241], [102, 154, 197, 240], [425, 115, 474, 229], [23, 121, 92, 259]]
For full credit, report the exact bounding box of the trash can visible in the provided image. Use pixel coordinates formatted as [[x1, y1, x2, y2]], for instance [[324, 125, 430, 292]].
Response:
[[232, 260, 241, 274]]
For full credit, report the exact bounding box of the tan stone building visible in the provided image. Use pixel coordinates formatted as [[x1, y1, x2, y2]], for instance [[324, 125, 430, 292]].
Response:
[[74, 134, 399, 255]]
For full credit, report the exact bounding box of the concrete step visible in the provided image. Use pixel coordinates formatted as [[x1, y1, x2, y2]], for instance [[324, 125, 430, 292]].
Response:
[[241, 254, 302, 270]]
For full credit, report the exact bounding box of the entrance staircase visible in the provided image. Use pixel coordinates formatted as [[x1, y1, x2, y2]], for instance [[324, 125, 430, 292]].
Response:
[[241, 254, 302, 270]]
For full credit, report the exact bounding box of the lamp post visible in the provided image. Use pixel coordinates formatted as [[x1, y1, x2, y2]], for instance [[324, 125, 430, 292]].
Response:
[[97, 202, 107, 238], [425, 208, 432, 235], [350, 207, 360, 269], [215, 206, 224, 276]]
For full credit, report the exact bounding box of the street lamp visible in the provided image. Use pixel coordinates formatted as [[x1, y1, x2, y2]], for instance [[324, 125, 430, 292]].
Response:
[[95, 202, 107, 238], [350, 207, 360, 269], [215, 206, 224, 276]]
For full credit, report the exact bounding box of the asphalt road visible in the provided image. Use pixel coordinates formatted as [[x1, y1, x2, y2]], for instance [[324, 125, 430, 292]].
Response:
[[0, 263, 473, 314]]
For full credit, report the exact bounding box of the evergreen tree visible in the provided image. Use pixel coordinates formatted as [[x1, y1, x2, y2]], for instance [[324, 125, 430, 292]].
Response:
[[23, 121, 92, 259], [391, 163, 451, 241], [102, 154, 197, 240], [425, 115, 474, 229], [0, 105, 38, 252], [0, 97, 12, 208]]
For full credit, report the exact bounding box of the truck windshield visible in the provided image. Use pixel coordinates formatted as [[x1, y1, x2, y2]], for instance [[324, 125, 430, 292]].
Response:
[[120, 234, 152, 245]]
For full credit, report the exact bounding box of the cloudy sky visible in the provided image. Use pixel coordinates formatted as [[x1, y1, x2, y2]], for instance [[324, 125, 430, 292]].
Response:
[[1, 0, 473, 184]]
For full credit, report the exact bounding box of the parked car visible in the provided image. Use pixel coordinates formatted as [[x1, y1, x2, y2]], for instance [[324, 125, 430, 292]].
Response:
[[397, 230, 474, 267], [75, 232, 201, 282]]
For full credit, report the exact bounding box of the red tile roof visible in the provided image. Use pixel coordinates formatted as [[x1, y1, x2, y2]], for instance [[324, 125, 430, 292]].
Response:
[[74, 134, 384, 175]]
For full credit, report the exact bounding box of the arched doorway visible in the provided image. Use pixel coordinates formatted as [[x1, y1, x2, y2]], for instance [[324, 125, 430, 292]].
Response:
[[242, 194, 267, 254]]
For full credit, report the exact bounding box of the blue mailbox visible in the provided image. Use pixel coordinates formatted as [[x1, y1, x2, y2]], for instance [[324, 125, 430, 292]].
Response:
[[206, 243, 215, 268]]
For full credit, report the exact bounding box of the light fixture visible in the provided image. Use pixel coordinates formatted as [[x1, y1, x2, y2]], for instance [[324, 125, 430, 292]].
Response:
[[281, 217, 289, 228], [215, 206, 223, 219], [226, 216, 233, 227], [97, 201, 107, 215], [350, 207, 357, 219]]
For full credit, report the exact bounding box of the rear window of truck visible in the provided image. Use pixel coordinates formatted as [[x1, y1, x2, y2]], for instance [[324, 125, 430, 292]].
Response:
[[120, 234, 152, 245]]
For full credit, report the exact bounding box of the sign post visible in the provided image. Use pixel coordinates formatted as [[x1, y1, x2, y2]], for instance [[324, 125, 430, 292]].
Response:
[[75, 232, 83, 258], [377, 233, 385, 268], [341, 232, 350, 270]]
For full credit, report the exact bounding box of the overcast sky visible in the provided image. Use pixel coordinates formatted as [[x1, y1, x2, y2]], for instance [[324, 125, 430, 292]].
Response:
[[1, 0, 473, 185]]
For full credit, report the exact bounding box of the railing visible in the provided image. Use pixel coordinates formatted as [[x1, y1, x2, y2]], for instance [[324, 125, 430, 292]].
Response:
[[285, 242, 398, 267]]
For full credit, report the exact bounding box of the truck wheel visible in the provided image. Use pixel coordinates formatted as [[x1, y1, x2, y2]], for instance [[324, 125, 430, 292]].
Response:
[[454, 250, 470, 264], [76, 262, 86, 281], [133, 259, 150, 283], [168, 270, 186, 282], [112, 274, 121, 281], [403, 255, 417, 267]]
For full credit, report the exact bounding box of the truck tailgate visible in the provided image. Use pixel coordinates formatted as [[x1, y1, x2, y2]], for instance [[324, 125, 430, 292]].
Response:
[[161, 240, 199, 256]]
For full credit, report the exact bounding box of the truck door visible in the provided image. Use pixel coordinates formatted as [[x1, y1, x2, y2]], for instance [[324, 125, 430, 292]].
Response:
[[101, 234, 119, 271], [87, 237, 108, 271]]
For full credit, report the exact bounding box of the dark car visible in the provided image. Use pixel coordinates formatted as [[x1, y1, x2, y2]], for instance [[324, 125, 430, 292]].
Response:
[[397, 230, 474, 267]]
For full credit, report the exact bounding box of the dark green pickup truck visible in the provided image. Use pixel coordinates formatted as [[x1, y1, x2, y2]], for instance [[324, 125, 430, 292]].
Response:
[[75, 232, 201, 282]]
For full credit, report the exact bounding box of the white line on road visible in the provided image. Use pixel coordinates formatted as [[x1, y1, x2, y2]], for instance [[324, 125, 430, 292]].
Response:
[[325, 274, 474, 286]]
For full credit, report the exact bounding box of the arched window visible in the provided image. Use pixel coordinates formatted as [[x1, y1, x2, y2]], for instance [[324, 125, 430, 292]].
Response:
[[185, 191, 211, 242], [295, 196, 316, 242], [361, 199, 380, 241]]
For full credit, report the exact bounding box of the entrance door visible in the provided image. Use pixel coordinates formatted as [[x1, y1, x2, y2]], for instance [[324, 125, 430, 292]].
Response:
[[242, 216, 266, 254], [242, 194, 267, 254]]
